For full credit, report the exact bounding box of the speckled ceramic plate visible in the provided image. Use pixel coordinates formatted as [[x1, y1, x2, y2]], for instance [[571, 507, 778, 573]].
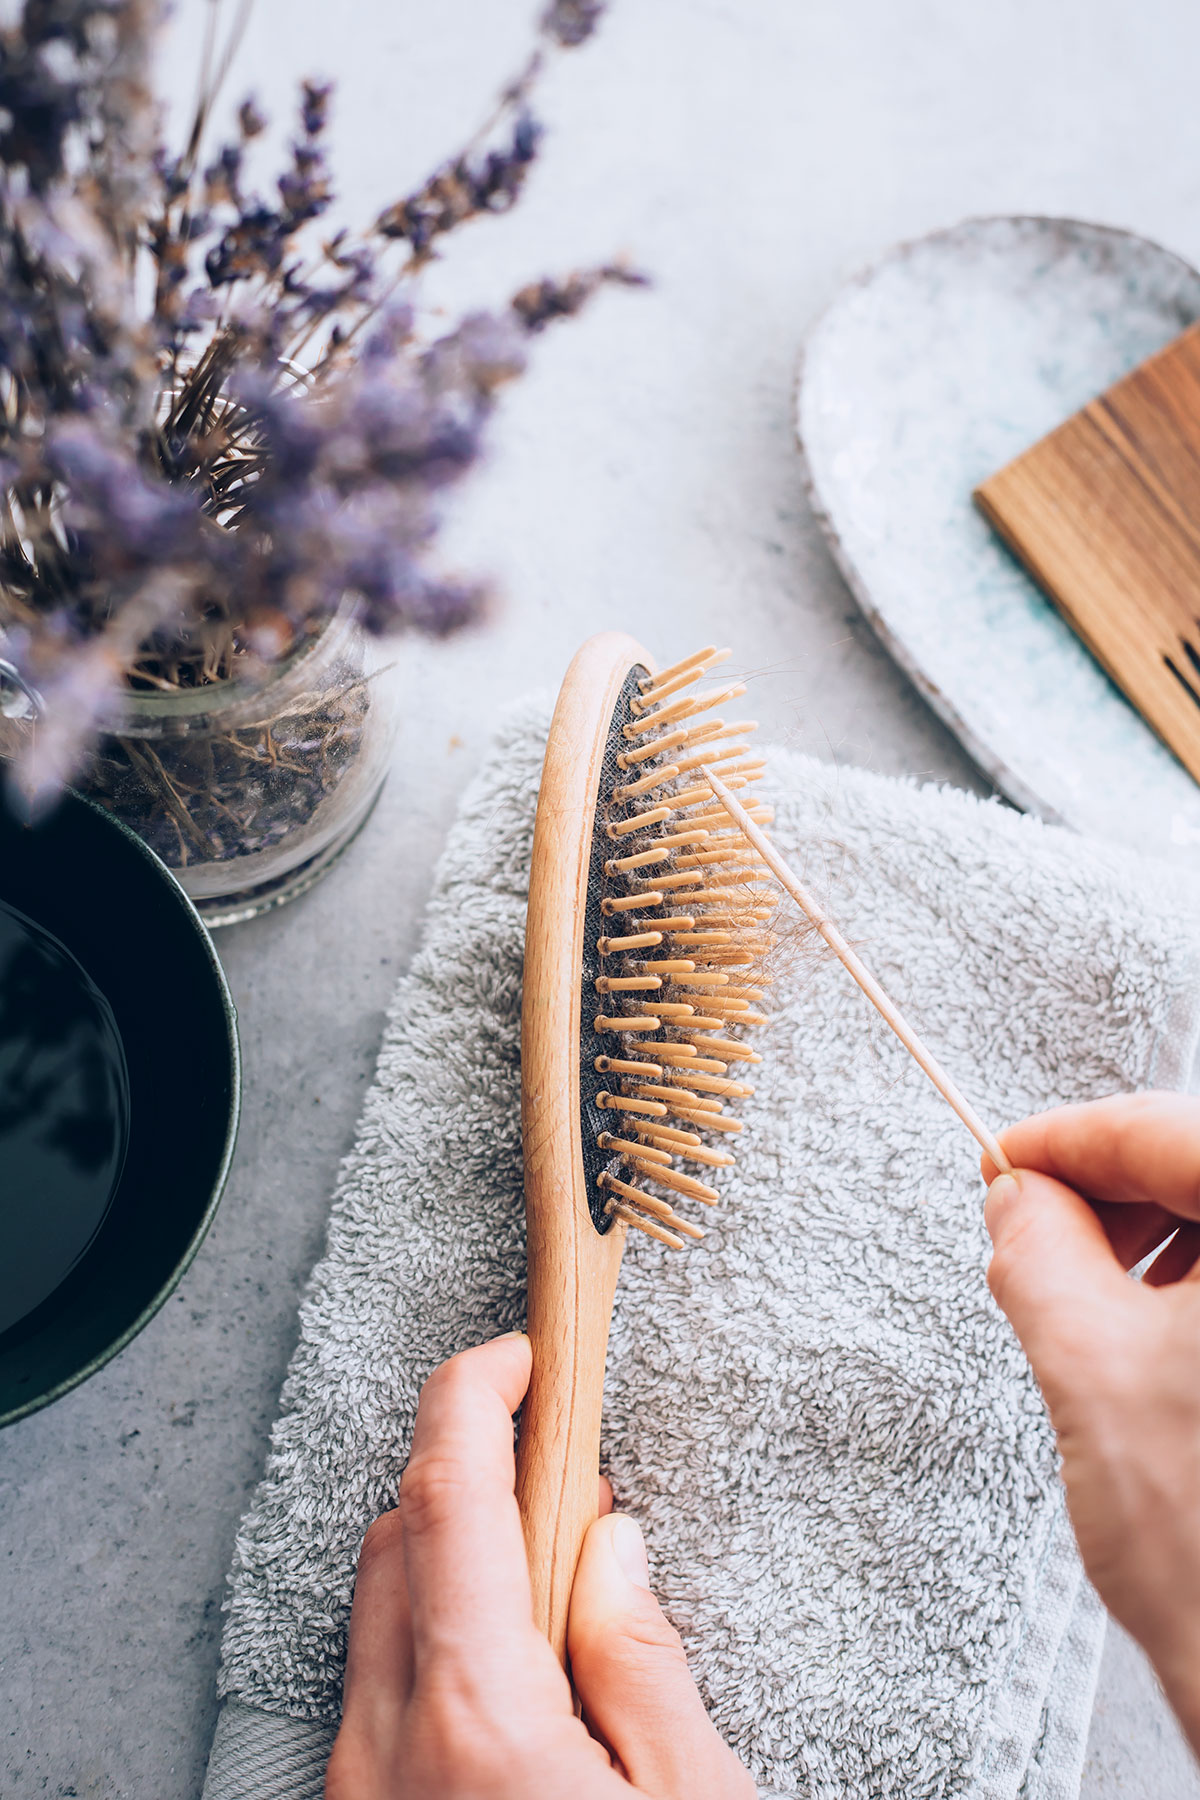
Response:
[[797, 215, 1200, 865]]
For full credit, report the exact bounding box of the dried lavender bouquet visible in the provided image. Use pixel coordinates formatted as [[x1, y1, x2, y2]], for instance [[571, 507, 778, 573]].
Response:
[[0, 0, 633, 918]]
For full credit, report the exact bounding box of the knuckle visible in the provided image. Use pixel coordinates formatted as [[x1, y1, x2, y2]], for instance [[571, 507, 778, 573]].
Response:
[[398, 1452, 467, 1539]]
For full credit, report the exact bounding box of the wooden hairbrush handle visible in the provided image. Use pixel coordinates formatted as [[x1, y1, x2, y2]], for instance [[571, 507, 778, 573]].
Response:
[[516, 633, 649, 1665]]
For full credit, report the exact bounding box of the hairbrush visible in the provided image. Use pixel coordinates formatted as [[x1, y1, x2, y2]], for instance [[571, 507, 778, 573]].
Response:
[[514, 632, 776, 1663], [513, 632, 1012, 1667]]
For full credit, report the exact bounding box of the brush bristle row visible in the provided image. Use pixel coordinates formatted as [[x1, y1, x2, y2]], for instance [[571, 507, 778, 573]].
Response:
[[588, 646, 775, 1250]]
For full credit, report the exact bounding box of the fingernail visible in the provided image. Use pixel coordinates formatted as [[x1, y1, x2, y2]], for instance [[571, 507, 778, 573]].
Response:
[[610, 1513, 651, 1589], [984, 1173, 1020, 1239], [495, 1329, 528, 1341]]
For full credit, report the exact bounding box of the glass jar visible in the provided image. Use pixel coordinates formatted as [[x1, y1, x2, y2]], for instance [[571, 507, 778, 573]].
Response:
[[75, 608, 400, 926]]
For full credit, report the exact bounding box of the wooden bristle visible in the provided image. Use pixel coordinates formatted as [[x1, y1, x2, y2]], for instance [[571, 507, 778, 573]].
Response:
[[632, 1083, 722, 1111], [654, 870, 710, 889], [670, 1142, 736, 1169], [596, 1091, 667, 1117], [636, 1161, 721, 1205], [616, 727, 689, 768], [664, 1108, 743, 1135], [599, 1170, 673, 1214], [638, 644, 719, 690], [595, 1055, 664, 1078], [686, 715, 757, 743], [597, 931, 663, 954], [634, 648, 731, 709], [593, 1014, 662, 1034], [601, 890, 665, 914], [598, 1132, 672, 1165], [606, 805, 672, 838], [632, 1120, 702, 1146], [613, 764, 681, 801], [600, 1175, 703, 1243], [605, 845, 671, 874], [661, 1070, 753, 1097], [674, 743, 756, 778], [604, 1200, 687, 1250], [682, 1036, 762, 1062], [595, 974, 662, 993], [655, 828, 710, 850], [675, 848, 761, 868]]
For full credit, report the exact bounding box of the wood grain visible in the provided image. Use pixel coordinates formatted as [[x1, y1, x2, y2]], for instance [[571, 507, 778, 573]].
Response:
[[974, 320, 1200, 786], [515, 631, 653, 1669]]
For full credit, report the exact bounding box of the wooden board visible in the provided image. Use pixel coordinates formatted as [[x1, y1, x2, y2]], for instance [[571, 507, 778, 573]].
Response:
[[974, 320, 1200, 787]]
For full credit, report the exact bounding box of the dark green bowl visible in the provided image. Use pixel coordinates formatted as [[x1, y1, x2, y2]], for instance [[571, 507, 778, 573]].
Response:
[[0, 790, 239, 1427]]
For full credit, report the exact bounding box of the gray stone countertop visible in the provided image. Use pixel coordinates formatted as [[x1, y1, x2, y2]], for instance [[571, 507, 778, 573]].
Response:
[[4, 0, 1200, 1793]]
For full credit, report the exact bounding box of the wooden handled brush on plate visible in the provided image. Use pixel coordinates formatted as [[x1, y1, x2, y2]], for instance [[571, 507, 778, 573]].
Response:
[[515, 632, 776, 1664], [514, 631, 1011, 1668]]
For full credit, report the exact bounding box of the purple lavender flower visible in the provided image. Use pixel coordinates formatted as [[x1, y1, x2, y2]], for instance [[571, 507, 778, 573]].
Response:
[[541, 0, 607, 47], [0, 0, 634, 807]]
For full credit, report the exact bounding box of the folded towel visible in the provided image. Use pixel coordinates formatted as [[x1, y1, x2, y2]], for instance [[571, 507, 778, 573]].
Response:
[[202, 696, 1200, 1800]]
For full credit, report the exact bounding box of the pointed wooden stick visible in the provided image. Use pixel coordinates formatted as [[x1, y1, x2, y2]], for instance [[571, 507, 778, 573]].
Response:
[[703, 767, 1013, 1175]]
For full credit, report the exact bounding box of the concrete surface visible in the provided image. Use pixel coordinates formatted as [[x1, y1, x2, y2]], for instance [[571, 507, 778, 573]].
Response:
[[3, 0, 1200, 1793]]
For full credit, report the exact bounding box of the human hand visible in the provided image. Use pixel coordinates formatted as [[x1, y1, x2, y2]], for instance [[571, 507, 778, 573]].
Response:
[[982, 1092, 1200, 1750], [325, 1333, 754, 1800]]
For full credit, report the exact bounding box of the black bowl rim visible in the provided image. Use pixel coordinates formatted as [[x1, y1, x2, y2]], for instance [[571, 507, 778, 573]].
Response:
[[0, 789, 241, 1429]]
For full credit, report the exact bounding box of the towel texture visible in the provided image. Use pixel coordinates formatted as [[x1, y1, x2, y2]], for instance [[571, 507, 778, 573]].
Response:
[[202, 698, 1200, 1800]]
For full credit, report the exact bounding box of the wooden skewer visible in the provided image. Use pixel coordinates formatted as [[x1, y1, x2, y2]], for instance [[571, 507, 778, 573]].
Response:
[[703, 766, 1013, 1176]]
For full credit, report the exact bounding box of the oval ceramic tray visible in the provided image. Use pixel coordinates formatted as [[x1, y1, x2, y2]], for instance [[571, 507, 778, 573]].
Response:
[[797, 215, 1200, 866]]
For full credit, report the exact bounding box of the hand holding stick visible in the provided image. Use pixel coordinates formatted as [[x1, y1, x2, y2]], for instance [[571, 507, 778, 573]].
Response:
[[703, 767, 1013, 1176]]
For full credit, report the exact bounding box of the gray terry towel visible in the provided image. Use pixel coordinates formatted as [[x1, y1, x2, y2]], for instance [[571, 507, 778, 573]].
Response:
[[202, 696, 1200, 1800]]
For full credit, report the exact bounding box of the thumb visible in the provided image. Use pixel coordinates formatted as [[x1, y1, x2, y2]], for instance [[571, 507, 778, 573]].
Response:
[[985, 1169, 1136, 1398], [567, 1513, 753, 1800]]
